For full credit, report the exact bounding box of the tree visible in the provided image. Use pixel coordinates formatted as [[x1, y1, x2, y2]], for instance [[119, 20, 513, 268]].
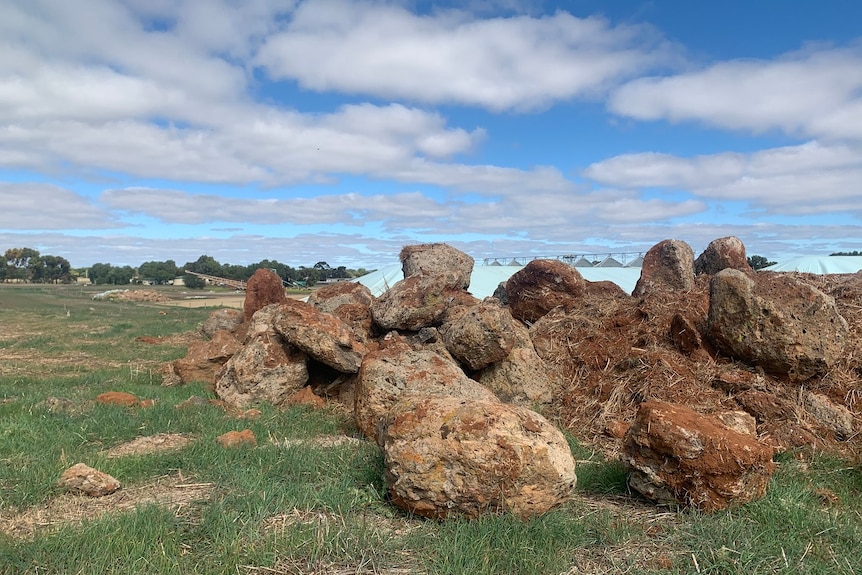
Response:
[[747, 255, 777, 270], [4, 247, 40, 281], [313, 261, 332, 279], [34, 255, 72, 284], [138, 260, 178, 284], [0, 254, 6, 282], [88, 263, 113, 285], [830, 250, 862, 256], [184, 255, 223, 277], [183, 273, 206, 289]]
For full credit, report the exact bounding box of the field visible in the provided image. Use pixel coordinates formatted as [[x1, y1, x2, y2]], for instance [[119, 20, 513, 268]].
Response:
[[1, 284, 861, 574]]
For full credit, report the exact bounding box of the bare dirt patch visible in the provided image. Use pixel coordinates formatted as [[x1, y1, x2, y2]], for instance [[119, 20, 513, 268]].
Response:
[[0, 473, 214, 539], [104, 433, 194, 458]]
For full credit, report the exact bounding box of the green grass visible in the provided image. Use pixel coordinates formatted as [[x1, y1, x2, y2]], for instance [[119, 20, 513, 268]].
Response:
[[1, 284, 861, 574]]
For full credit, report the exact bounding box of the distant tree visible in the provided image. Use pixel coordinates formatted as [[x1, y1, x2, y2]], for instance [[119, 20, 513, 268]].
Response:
[[221, 264, 249, 281], [747, 255, 777, 270], [333, 265, 348, 279], [33, 255, 73, 284], [183, 273, 206, 289], [87, 263, 114, 285], [184, 255, 223, 277], [138, 260, 178, 284], [4, 247, 40, 281], [0, 254, 7, 282], [313, 261, 332, 279], [830, 250, 862, 256], [107, 265, 135, 285]]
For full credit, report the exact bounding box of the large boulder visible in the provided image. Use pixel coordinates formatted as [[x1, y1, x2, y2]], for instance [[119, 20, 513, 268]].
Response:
[[166, 329, 242, 385], [622, 401, 775, 512], [694, 236, 752, 276], [215, 331, 308, 408], [477, 321, 556, 406], [243, 268, 286, 321], [371, 273, 465, 331], [505, 260, 586, 323], [707, 269, 849, 380], [307, 281, 376, 342], [439, 299, 516, 371], [272, 300, 368, 374], [353, 341, 498, 440], [200, 308, 244, 339], [400, 243, 474, 290], [632, 239, 695, 297], [380, 396, 576, 519]]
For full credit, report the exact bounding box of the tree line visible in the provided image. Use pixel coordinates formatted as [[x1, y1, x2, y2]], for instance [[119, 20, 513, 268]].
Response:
[[1, 247, 372, 288]]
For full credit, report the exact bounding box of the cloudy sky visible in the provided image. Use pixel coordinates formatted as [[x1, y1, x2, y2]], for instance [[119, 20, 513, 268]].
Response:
[[2, 0, 861, 269]]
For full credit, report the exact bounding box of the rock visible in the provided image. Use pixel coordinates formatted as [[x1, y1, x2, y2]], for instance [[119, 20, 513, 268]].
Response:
[[632, 239, 695, 297], [58, 463, 120, 497], [380, 396, 576, 519], [353, 341, 499, 441], [174, 395, 216, 410], [804, 392, 854, 439], [95, 391, 139, 407], [216, 429, 257, 448], [36, 396, 78, 413], [307, 281, 376, 342], [272, 300, 368, 373], [477, 321, 556, 406], [707, 269, 849, 380], [694, 236, 752, 276], [584, 280, 629, 298], [669, 313, 703, 356], [371, 273, 464, 331], [734, 390, 794, 423], [440, 299, 516, 371], [400, 243, 474, 290], [506, 260, 586, 323], [244, 268, 286, 321], [715, 410, 758, 436], [200, 308, 244, 338], [286, 386, 327, 409], [168, 329, 242, 385], [215, 332, 308, 408], [622, 401, 775, 512]]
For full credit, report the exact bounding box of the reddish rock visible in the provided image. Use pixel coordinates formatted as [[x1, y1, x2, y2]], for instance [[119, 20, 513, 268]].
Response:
[[804, 392, 854, 438], [604, 419, 630, 439], [286, 386, 326, 409], [505, 260, 586, 323], [707, 269, 849, 380], [201, 308, 244, 338], [57, 463, 120, 497], [371, 273, 464, 331], [380, 396, 576, 519], [440, 299, 516, 371], [715, 410, 757, 436], [243, 268, 286, 321], [632, 239, 695, 297], [694, 236, 752, 276], [622, 401, 775, 512], [215, 332, 308, 408], [477, 321, 556, 406], [669, 313, 703, 356], [734, 389, 794, 423], [95, 391, 139, 407], [216, 429, 257, 448], [400, 243, 474, 290], [272, 300, 367, 373], [307, 281, 376, 342], [354, 341, 499, 441], [584, 280, 629, 298], [168, 329, 242, 386]]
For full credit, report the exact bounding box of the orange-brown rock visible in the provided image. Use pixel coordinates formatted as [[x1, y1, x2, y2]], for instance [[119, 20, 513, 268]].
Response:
[[439, 299, 515, 371], [707, 269, 849, 380], [632, 239, 695, 297], [95, 391, 139, 407], [694, 236, 752, 276], [380, 396, 576, 520], [400, 243, 474, 290], [307, 281, 376, 342], [201, 308, 244, 338], [477, 321, 556, 406], [354, 341, 498, 441], [505, 259, 586, 323], [216, 429, 257, 448], [371, 273, 464, 331], [622, 401, 775, 512], [272, 300, 367, 373], [286, 386, 326, 409], [57, 463, 120, 497], [244, 268, 286, 321], [167, 329, 242, 386]]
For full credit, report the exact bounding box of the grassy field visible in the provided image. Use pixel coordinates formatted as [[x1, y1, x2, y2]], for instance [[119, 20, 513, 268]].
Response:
[[0, 284, 861, 574]]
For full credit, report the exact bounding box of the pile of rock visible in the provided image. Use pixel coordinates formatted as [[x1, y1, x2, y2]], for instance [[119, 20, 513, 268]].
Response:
[[161, 237, 862, 515]]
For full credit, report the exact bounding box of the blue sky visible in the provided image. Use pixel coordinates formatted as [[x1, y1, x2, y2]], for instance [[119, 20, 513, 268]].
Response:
[[1, 0, 861, 269]]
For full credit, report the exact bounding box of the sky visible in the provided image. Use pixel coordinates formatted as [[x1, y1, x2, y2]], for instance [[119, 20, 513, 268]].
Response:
[[1, 0, 861, 270]]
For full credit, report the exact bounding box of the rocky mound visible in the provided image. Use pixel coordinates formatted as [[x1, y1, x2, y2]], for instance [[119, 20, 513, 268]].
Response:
[[160, 238, 862, 515]]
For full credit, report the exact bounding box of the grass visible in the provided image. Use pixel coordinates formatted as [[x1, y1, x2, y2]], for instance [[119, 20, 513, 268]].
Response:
[[1, 283, 861, 574]]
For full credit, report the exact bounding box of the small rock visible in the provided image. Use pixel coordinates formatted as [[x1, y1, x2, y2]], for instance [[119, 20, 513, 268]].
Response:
[[216, 429, 257, 448], [694, 236, 753, 276], [95, 391, 139, 407], [286, 386, 326, 409], [58, 463, 120, 497], [632, 239, 695, 297], [804, 392, 854, 439]]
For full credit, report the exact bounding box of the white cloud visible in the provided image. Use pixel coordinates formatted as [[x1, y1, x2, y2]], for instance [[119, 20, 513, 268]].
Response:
[[583, 141, 862, 217], [256, 0, 675, 110], [609, 46, 862, 141], [0, 183, 119, 229]]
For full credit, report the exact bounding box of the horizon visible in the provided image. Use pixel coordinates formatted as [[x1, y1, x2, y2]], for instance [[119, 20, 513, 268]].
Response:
[[2, 1, 861, 268]]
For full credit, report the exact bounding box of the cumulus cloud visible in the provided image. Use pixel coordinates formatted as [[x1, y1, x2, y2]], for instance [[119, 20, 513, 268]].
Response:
[[583, 141, 862, 217], [256, 0, 675, 110], [0, 183, 119, 230], [609, 46, 862, 141]]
